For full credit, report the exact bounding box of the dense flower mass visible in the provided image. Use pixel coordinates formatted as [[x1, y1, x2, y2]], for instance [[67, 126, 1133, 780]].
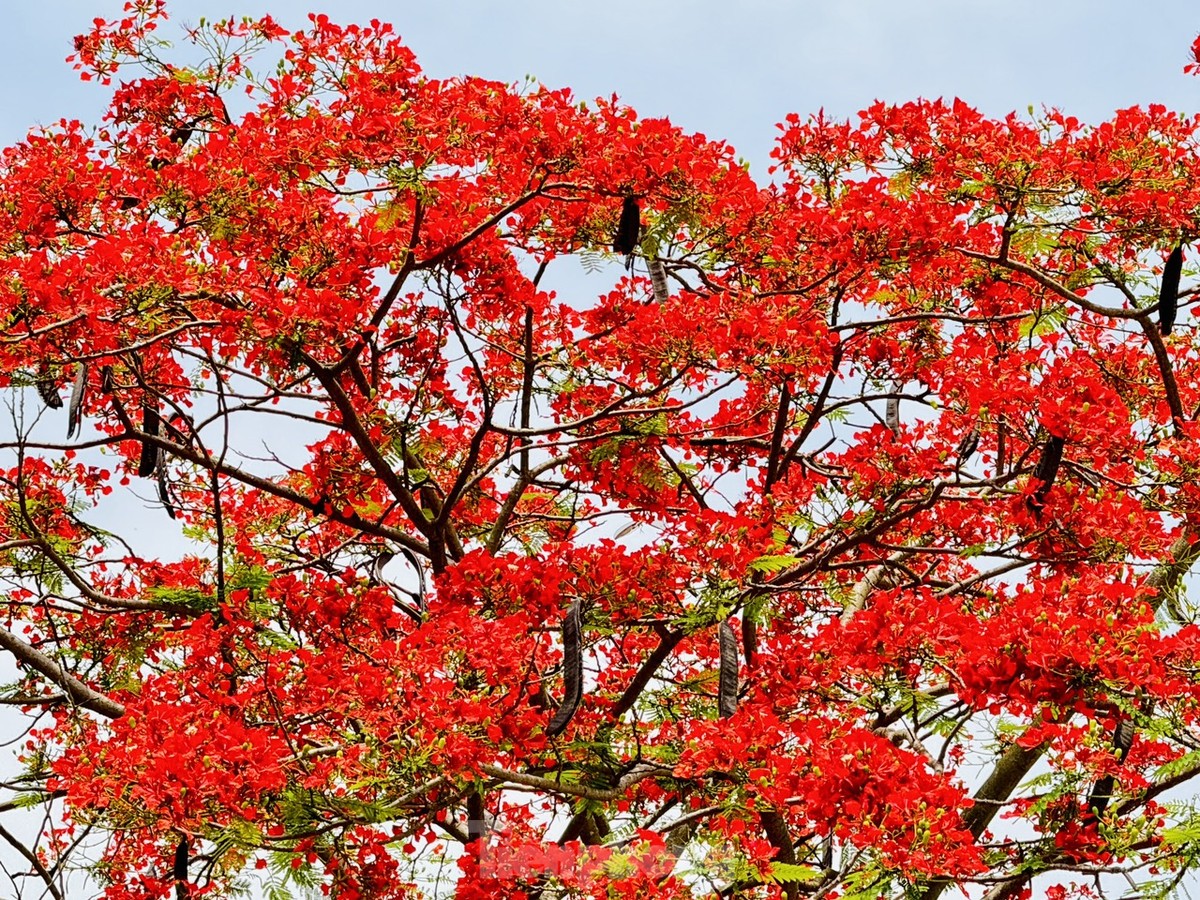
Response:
[[3, 3, 1200, 897]]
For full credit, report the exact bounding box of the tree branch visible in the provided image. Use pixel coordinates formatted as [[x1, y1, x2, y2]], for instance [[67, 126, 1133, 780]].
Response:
[[0, 627, 125, 720]]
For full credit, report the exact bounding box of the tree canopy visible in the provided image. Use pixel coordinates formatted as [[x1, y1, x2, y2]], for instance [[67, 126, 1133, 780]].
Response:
[[4, 3, 1200, 898]]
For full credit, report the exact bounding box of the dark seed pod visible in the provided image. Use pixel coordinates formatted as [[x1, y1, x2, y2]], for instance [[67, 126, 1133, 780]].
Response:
[[742, 617, 757, 669], [885, 397, 900, 435], [151, 125, 195, 170], [1026, 434, 1065, 519], [286, 339, 305, 371], [647, 258, 669, 303], [35, 370, 62, 409], [1087, 774, 1116, 818], [119, 195, 141, 211], [157, 459, 177, 520], [1159, 244, 1183, 336], [613, 195, 641, 270], [370, 548, 425, 623], [1085, 718, 1136, 819], [718, 619, 739, 719], [1031, 433, 1066, 487], [173, 836, 189, 900], [1112, 717, 1135, 758], [369, 550, 393, 586], [138, 401, 161, 478], [398, 545, 428, 614], [467, 791, 487, 844], [66, 364, 87, 438], [995, 420, 1007, 477], [546, 600, 583, 736], [956, 425, 980, 463]]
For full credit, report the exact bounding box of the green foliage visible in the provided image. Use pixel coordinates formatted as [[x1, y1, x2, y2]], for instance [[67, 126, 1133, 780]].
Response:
[[769, 861, 825, 886], [1018, 304, 1067, 340], [746, 552, 803, 574]]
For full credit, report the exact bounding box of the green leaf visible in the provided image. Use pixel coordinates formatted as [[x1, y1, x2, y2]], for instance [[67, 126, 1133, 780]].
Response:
[[746, 554, 802, 574], [11, 792, 49, 810], [1155, 748, 1200, 782], [1161, 818, 1200, 848], [769, 861, 824, 886], [1018, 304, 1067, 339]]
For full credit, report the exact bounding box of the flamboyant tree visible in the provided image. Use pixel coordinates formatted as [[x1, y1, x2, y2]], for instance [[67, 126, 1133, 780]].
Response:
[[5, 3, 1200, 898]]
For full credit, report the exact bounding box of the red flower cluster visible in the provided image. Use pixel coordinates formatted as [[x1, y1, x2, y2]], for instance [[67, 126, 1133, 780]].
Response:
[[2, 4, 1200, 899]]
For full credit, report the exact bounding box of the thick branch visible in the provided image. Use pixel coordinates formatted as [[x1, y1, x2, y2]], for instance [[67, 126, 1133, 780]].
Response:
[[0, 819, 64, 900], [919, 534, 1200, 900], [610, 629, 684, 720], [760, 808, 801, 900], [101, 391, 428, 554], [479, 762, 669, 802], [303, 356, 432, 539], [0, 627, 125, 720], [954, 248, 1141, 319]]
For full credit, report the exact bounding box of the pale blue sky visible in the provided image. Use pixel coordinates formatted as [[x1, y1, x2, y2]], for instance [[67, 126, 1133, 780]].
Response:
[[1, 2, 1196, 178]]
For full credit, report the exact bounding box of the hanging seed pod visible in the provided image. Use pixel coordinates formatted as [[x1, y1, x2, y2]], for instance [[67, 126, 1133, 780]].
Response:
[[546, 600, 583, 736], [956, 424, 980, 463], [467, 792, 487, 844], [647, 258, 669, 303], [613, 195, 640, 271], [35, 368, 61, 409], [1112, 717, 1136, 757], [1087, 773, 1117, 818], [742, 617, 757, 669], [369, 550, 393, 587], [370, 549, 425, 624], [1032, 436, 1066, 485], [398, 545, 428, 614], [718, 619, 739, 719], [138, 401, 161, 478], [286, 338, 305, 371], [66, 363, 87, 438], [1159, 244, 1184, 336], [1085, 717, 1136, 818], [884, 379, 903, 435], [173, 835, 189, 900], [885, 397, 900, 434], [995, 419, 1007, 477], [157, 459, 178, 520], [1025, 433, 1065, 519], [151, 122, 196, 170]]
